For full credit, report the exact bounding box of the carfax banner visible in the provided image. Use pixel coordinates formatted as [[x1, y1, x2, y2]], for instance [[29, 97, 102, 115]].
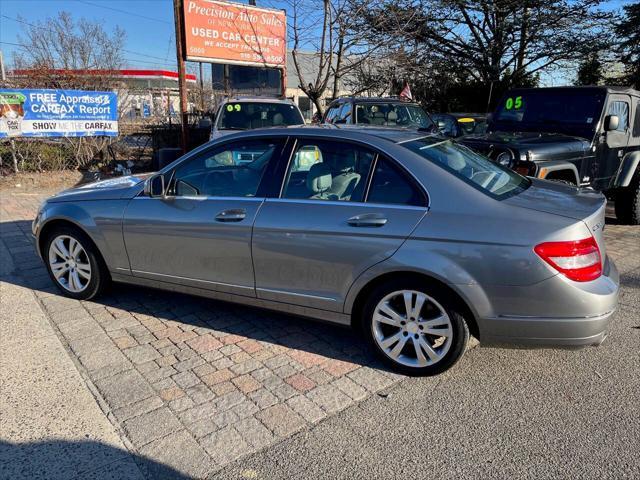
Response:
[[0, 89, 118, 138]]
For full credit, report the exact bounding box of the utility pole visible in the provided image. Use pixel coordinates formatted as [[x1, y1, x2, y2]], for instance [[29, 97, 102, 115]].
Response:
[[0, 50, 6, 82], [173, 0, 189, 153]]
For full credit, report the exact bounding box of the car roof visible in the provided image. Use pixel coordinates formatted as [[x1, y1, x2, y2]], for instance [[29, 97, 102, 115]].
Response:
[[504, 86, 640, 97], [213, 124, 435, 145], [220, 96, 295, 104], [331, 97, 421, 106]]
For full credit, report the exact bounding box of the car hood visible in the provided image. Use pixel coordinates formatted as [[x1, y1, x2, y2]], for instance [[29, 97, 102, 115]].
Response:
[[462, 131, 590, 160], [48, 173, 151, 202]]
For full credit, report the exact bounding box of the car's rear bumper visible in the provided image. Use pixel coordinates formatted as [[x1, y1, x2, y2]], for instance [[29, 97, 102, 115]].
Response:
[[479, 309, 613, 348], [471, 255, 619, 349]]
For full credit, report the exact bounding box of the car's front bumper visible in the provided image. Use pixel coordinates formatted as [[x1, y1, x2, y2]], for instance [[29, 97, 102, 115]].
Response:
[[473, 255, 619, 348]]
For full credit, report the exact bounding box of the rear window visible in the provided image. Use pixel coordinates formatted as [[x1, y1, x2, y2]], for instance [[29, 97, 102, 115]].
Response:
[[217, 102, 304, 130], [404, 138, 530, 199]]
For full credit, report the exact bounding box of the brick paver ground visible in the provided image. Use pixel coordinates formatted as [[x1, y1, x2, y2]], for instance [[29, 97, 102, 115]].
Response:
[[2, 191, 638, 478]]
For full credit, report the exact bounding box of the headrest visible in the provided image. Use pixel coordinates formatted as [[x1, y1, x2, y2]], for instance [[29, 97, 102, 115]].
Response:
[[306, 163, 332, 193], [388, 110, 398, 121], [273, 113, 284, 125]]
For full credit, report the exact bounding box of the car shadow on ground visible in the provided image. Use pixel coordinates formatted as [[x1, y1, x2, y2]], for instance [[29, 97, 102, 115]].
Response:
[[2, 219, 390, 373], [0, 439, 189, 479]]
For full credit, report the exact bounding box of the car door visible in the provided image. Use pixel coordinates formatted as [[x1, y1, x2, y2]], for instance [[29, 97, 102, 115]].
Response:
[[251, 137, 428, 312], [598, 94, 632, 186], [122, 137, 286, 296]]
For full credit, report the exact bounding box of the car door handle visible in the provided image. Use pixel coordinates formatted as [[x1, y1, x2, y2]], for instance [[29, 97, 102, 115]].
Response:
[[347, 213, 388, 227], [215, 209, 246, 222]]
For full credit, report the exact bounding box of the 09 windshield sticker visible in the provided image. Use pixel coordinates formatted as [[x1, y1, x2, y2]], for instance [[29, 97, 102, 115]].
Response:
[[226, 104, 242, 112], [504, 96, 523, 110]]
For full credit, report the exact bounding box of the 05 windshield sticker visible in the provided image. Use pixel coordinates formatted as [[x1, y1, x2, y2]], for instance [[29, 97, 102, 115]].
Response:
[[226, 104, 242, 112], [504, 96, 523, 110]]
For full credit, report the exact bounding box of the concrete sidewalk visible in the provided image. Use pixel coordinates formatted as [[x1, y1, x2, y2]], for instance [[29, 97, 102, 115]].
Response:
[[0, 243, 146, 479]]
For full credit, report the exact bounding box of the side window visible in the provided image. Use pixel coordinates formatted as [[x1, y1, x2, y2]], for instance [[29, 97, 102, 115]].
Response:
[[334, 103, 353, 124], [171, 139, 280, 197], [367, 157, 426, 207], [324, 105, 340, 123], [607, 101, 629, 132], [282, 140, 375, 202], [633, 103, 640, 138]]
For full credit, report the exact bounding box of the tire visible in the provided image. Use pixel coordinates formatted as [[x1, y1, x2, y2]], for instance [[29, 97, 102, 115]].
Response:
[[360, 279, 469, 376], [614, 170, 640, 225], [43, 225, 110, 300]]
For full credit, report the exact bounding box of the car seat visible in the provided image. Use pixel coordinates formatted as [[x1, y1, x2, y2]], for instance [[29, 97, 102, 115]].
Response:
[[326, 150, 361, 200], [273, 113, 284, 126], [387, 110, 398, 125], [306, 163, 333, 199], [370, 112, 386, 125]]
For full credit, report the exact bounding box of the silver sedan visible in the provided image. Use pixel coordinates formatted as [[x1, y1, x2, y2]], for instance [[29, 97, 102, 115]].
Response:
[[33, 127, 619, 375]]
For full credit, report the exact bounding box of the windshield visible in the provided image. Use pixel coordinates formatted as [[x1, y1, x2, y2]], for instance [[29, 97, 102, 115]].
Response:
[[217, 102, 304, 130], [355, 103, 434, 129], [492, 90, 606, 138], [404, 138, 530, 199]]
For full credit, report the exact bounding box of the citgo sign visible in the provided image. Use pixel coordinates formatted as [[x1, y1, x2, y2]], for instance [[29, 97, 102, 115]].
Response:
[[183, 0, 286, 68]]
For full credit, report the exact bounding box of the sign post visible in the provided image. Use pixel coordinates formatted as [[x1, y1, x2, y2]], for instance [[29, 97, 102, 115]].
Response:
[[173, 0, 189, 153]]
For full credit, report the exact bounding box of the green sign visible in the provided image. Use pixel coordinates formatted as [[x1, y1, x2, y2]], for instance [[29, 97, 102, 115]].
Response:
[[505, 96, 523, 110]]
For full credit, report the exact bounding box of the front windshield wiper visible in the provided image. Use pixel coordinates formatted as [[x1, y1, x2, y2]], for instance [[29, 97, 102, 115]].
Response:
[[218, 127, 248, 131]]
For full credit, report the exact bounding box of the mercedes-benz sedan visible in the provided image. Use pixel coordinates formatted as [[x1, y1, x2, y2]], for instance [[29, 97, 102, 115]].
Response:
[[33, 127, 619, 375]]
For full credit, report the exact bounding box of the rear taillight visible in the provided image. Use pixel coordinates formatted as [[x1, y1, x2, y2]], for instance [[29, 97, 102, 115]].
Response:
[[534, 237, 602, 282]]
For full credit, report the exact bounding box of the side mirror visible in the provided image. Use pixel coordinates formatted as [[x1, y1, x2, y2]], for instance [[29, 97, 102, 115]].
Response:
[[605, 115, 619, 132], [144, 174, 165, 198]]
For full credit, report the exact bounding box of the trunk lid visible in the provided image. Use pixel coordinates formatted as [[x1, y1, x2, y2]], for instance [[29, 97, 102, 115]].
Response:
[[505, 178, 607, 262]]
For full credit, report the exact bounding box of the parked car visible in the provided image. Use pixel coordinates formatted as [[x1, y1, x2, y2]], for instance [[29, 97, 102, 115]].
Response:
[[323, 97, 435, 130], [460, 86, 640, 224], [431, 113, 488, 138], [210, 97, 305, 141], [33, 126, 619, 375]]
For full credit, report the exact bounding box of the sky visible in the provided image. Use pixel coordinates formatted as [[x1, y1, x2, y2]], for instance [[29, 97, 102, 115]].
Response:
[[0, 0, 634, 84]]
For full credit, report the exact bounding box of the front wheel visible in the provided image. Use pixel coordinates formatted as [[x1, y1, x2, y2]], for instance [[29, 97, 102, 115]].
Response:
[[44, 226, 109, 300], [361, 280, 469, 376], [614, 171, 640, 225]]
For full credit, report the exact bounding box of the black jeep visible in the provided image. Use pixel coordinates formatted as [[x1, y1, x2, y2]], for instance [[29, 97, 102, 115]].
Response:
[[460, 86, 640, 224]]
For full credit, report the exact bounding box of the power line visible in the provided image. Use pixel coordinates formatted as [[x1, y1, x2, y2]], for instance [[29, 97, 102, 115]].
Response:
[[74, 0, 172, 24], [0, 42, 176, 68], [1, 14, 172, 61]]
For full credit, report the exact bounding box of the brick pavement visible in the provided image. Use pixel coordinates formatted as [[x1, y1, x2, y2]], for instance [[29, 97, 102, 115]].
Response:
[[2, 191, 637, 478]]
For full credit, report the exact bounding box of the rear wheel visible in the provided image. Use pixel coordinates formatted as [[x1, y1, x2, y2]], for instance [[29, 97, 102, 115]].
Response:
[[361, 279, 469, 376], [614, 170, 640, 225], [44, 226, 109, 300]]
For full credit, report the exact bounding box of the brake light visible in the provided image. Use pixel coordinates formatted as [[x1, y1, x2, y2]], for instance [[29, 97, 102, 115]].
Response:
[[534, 237, 602, 282]]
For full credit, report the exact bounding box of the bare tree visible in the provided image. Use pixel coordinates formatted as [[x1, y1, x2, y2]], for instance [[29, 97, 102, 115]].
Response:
[[358, 0, 615, 107], [8, 12, 127, 170], [286, 0, 387, 115]]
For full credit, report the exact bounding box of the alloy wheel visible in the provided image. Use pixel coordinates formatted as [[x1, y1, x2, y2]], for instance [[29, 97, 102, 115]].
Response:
[[371, 289, 453, 368], [48, 235, 92, 293]]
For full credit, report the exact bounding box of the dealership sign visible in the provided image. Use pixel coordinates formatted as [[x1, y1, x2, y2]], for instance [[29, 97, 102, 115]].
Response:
[[0, 89, 118, 138], [183, 0, 286, 68]]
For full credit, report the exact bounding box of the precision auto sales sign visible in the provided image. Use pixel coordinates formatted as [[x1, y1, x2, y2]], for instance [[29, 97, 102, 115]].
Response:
[[0, 89, 118, 138], [183, 0, 286, 68]]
